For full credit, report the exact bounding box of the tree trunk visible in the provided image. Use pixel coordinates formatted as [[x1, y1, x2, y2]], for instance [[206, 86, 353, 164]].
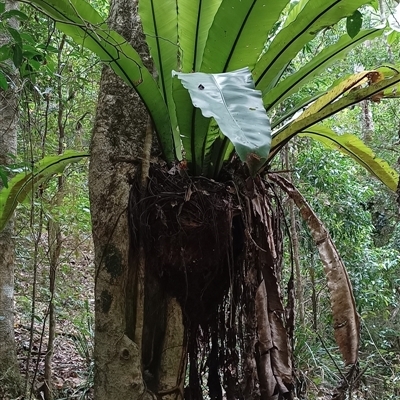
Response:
[[90, 44, 150, 400], [90, 1, 185, 398], [0, 1, 22, 396]]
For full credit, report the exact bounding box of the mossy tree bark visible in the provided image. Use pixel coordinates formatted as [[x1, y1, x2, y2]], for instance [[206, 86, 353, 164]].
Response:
[[0, 1, 22, 396], [90, 1, 185, 398]]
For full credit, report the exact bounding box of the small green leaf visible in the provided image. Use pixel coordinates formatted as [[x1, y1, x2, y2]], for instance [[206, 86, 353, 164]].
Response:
[[387, 30, 398, 46], [28, 59, 41, 70], [12, 44, 23, 68], [0, 44, 12, 61], [36, 43, 58, 53], [0, 2, 5, 13], [0, 71, 8, 90], [6, 26, 22, 46], [22, 43, 41, 55], [346, 10, 362, 39], [20, 32, 35, 44], [2, 9, 29, 20], [19, 63, 33, 79]]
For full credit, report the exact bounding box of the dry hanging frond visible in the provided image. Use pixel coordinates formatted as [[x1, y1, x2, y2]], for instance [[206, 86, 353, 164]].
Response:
[[269, 174, 360, 365]]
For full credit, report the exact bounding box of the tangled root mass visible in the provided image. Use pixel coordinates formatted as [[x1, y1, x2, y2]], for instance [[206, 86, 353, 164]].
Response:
[[130, 164, 241, 323]]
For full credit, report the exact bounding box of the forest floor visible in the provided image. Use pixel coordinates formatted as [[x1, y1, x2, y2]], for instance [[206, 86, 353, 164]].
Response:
[[13, 235, 95, 400]]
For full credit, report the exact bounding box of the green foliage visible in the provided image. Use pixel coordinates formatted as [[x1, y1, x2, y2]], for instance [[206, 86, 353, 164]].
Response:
[[0, 151, 88, 231], [0, 2, 51, 87], [0, 4, 99, 398], [24, 0, 175, 161], [264, 28, 383, 111], [139, 0, 179, 155], [296, 142, 374, 241], [299, 125, 399, 191], [177, 0, 223, 73], [270, 71, 400, 163], [199, 0, 288, 74], [253, 0, 370, 90], [23, 0, 399, 187], [292, 134, 400, 396]]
